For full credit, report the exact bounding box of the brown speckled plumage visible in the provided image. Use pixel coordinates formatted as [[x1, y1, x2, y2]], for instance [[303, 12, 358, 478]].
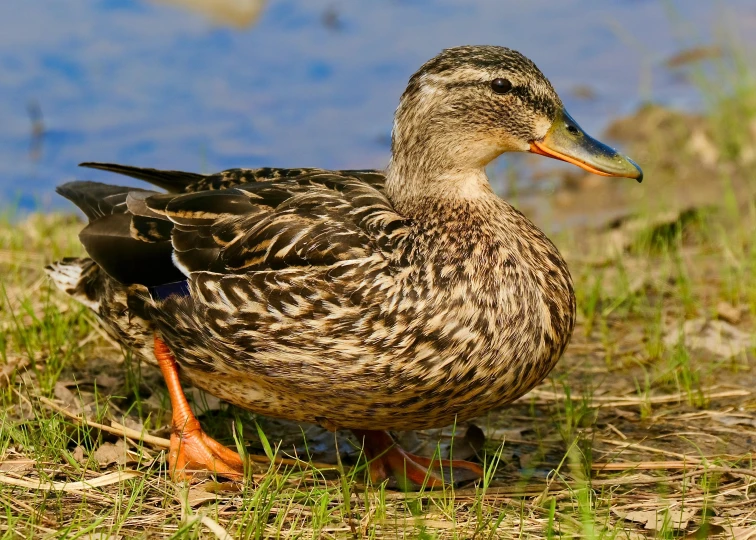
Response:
[[47, 46, 577, 433]]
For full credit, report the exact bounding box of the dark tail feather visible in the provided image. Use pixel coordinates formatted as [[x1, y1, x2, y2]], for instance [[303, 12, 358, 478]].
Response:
[[56, 181, 184, 285], [80, 162, 205, 193], [78, 213, 185, 286], [56, 181, 139, 221]]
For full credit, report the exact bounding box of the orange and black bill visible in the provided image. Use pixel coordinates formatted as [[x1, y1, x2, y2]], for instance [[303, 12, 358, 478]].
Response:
[[530, 109, 643, 182]]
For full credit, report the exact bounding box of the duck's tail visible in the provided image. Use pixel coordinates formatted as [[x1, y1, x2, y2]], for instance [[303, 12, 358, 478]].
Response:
[[53, 180, 185, 287], [44, 257, 102, 312], [46, 257, 159, 363]]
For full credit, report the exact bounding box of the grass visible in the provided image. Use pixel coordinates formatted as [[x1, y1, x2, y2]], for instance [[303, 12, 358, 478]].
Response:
[[1, 61, 756, 540]]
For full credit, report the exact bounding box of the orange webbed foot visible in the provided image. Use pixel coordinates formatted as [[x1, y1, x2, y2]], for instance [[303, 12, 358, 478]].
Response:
[[169, 415, 245, 481], [154, 335, 245, 482], [353, 429, 483, 490]]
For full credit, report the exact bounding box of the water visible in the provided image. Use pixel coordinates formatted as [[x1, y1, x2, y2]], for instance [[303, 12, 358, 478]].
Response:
[[1, 0, 755, 210]]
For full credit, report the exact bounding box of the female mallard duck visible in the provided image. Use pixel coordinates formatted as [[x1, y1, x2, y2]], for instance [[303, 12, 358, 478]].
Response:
[[47, 46, 642, 488]]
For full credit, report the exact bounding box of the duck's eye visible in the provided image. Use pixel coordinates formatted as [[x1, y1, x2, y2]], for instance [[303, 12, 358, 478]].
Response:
[[491, 78, 512, 94]]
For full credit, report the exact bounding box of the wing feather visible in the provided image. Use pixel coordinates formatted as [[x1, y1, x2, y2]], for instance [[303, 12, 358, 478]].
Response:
[[59, 167, 401, 287], [144, 173, 405, 275]]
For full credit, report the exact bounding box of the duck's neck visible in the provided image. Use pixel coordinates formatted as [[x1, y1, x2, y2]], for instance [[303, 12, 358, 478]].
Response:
[[384, 96, 506, 217], [385, 157, 497, 218]]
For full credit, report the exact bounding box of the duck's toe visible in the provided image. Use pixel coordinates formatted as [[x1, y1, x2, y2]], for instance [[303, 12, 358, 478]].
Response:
[[168, 415, 245, 482], [353, 430, 483, 490]]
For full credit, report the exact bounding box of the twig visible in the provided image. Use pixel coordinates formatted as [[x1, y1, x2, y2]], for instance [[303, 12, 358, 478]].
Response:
[[39, 396, 171, 448], [200, 515, 233, 540], [593, 460, 699, 471], [598, 438, 703, 461], [593, 462, 756, 480], [521, 388, 749, 407], [38, 396, 338, 471], [605, 423, 627, 440], [0, 470, 141, 491], [0, 493, 57, 527]]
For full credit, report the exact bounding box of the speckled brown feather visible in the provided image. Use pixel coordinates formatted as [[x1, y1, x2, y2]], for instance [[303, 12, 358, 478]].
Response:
[[49, 46, 577, 433]]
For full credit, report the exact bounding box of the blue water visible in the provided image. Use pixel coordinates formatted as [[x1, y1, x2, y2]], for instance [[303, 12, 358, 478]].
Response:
[[1, 0, 754, 210]]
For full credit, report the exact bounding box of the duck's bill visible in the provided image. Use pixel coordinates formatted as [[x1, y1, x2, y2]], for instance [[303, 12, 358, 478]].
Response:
[[529, 109, 643, 182]]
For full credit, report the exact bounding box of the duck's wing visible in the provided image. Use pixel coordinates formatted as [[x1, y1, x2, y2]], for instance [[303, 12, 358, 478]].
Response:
[[146, 173, 404, 277], [80, 162, 386, 194], [59, 171, 406, 287]]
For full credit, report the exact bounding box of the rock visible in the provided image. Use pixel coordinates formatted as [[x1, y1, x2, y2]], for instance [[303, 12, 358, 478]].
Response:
[[716, 301, 741, 325], [0, 459, 34, 473], [613, 507, 697, 531], [53, 382, 82, 415], [687, 129, 719, 167], [93, 440, 133, 467], [665, 319, 750, 359], [72, 445, 86, 463]]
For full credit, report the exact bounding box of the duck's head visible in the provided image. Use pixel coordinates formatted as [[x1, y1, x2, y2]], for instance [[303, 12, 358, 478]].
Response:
[[387, 46, 642, 206]]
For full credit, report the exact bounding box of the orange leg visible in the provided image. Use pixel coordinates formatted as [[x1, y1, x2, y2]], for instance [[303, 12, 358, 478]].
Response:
[[154, 335, 245, 481], [352, 429, 483, 489]]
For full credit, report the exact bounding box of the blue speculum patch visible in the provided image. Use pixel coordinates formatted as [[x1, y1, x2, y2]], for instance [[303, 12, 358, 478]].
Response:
[[149, 280, 190, 300]]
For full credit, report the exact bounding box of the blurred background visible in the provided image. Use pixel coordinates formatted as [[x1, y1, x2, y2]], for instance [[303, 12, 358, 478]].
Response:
[[1, 0, 755, 211]]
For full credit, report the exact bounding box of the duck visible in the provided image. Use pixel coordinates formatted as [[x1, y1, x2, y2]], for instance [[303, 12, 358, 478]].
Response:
[[46, 45, 642, 489]]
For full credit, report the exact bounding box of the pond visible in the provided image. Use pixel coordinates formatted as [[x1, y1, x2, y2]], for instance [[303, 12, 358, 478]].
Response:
[[1, 0, 754, 210]]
